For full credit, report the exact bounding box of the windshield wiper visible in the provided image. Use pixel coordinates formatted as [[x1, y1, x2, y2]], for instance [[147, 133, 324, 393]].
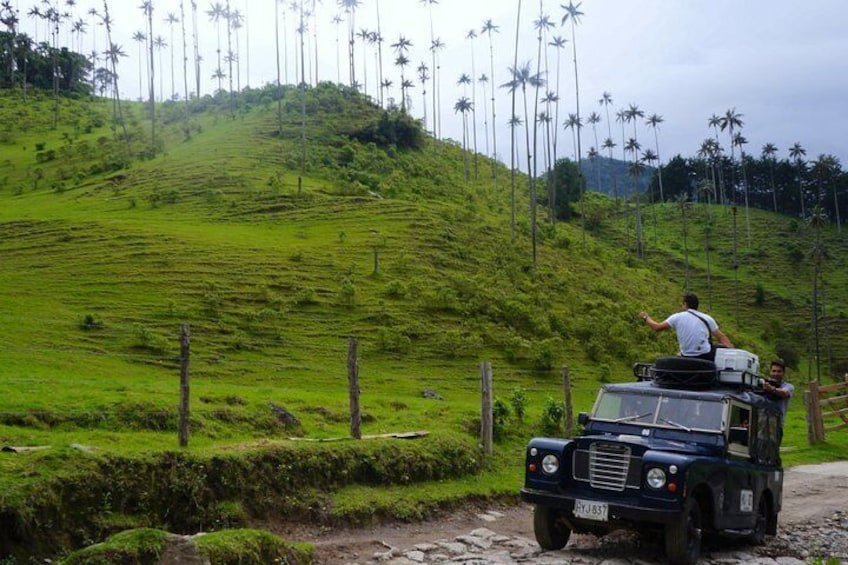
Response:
[[659, 417, 691, 432], [614, 411, 653, 423]]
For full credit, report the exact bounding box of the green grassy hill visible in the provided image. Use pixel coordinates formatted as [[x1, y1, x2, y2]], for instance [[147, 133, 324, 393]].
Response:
[[1, 86, 846, 561]]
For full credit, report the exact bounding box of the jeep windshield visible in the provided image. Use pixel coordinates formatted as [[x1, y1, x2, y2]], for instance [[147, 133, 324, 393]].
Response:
[[593, 390, 724, 432]]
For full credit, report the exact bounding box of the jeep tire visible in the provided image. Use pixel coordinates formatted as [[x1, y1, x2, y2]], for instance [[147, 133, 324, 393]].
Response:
[[533, 505, 571, 550], [665, 497, 702, 565], [750, 496, 768, 545]]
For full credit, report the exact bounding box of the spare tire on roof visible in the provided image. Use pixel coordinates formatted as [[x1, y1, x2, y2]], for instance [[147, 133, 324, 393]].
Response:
[[651, 356, 717, 388]]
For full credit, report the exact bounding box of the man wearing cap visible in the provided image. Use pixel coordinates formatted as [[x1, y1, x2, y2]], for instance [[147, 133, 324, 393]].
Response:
[[761, 359, 794, 425]]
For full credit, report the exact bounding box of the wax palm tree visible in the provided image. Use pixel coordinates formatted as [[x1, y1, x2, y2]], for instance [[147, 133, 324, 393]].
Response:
[[599, 91, 619, 200], [190, 0, 201, 97], [356, 27, 369, 94], [417, 62, 429, 130], [132, 30, 147, 101], [391, 34, 412, 111], [331, 13, 342, 84], [789, 142, 808, 217], [708, 113, 726, 204], [625, 137, 644, 257], [478, 73, 490, 159], [719, 108, 743, 203], [587, 111, 601, 190], [641, 148, 659, 244], [100, 2, 129, 148], [179, 0, 190, 138], [430, 36, 445, 139], [164, 12, 179, 100], [206, 2, 225, 91], [140, 0, 156, 151], [373, 0, 385, 106], [733, 131, 753, 246], [542, 90, 559, 221], [561, 1, 585, 240], [645, 113, 665, 202], [466, 28, 479, 179], [506, 1, 522, 243], [508, 114, 522, 241], [455, 96, 473, 182], [154, 35, 167, 102], [229, 8, 243, 91], [563, 113, 581, 161], [549, 35, 567, 198], [481, 18, 499, 181], [761, 142, 779, 212], [274, 0, 283, 134], [563, 111, 584, 225], [503, 61, 544, 267]]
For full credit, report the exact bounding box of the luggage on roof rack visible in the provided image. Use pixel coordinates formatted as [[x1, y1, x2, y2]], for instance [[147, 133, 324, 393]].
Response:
[[633, 349, 763, 389]]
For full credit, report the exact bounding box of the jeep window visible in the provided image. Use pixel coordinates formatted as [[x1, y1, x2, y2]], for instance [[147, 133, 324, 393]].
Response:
[[593, 391, 723, 431], [727, 403, 752, 456]]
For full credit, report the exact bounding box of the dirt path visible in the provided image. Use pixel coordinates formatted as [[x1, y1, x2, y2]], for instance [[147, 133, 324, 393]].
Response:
[[280, 461, 848, 564]]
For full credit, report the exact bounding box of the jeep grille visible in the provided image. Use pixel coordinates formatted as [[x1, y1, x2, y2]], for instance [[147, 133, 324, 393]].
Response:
[[587, 442, 631, 491]]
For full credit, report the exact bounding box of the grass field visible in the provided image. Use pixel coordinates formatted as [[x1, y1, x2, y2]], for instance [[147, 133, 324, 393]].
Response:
[[0, 86, 846, 561]]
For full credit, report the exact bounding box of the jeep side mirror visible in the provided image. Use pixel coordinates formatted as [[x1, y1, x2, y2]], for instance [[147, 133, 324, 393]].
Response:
[[577, 412, 590, 426]]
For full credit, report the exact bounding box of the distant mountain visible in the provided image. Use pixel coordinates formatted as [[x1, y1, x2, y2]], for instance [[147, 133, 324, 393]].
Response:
[[579, 155, 655, 197]]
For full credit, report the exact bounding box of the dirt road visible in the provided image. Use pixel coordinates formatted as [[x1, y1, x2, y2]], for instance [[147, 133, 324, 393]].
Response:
[[288, 461, 848, 564]]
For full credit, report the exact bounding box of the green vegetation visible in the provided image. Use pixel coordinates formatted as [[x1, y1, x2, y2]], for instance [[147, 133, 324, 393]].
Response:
[[0, 86, 846, 562]]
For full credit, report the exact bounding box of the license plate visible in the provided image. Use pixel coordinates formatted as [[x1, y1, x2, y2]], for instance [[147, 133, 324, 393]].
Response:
[[573, 499, 609, 521]]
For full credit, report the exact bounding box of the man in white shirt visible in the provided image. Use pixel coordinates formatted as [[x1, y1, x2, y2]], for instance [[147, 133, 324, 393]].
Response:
[[639, 293, 733, 361]]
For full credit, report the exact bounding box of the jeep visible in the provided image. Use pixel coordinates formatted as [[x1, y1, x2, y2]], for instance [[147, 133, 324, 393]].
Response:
[[520, 353, 783, 565]]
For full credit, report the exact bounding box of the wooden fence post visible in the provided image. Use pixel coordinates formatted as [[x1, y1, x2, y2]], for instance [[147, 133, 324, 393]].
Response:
[[348, 338, 361, 440], [563, 366, 573, 438], [480, 361, 493, 455], [808, 380, 825, 444], [178, 324, 190, 448]]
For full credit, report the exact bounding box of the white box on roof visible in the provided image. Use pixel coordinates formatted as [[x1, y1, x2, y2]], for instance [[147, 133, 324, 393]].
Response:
[[714, 348, 759, 373]]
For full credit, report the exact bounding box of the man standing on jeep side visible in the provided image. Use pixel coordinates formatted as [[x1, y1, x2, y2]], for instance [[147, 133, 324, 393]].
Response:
[[639, 293, 733, 361], [760, 359, 794, 425]]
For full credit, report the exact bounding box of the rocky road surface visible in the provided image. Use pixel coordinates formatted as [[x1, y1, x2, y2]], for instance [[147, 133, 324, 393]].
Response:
[[292, 462, 848, 564]]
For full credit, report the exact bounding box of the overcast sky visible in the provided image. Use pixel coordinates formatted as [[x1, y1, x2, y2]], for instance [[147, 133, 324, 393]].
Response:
[[16, 0, 848, 168]]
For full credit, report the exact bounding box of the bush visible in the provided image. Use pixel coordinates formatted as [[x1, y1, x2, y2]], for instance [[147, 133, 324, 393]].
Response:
[[510, 386, 527, 422], [79, 314, 104, 331], [540, 395, 564, 436], [493, 398, 510, 440]]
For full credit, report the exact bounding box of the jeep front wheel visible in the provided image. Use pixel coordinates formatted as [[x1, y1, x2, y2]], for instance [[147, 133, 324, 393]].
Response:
[[533, 505, 571, 550], [665, 497, 702, 565]]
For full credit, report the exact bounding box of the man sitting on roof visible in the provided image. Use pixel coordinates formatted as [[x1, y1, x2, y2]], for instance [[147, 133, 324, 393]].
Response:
[[639, 293, 733, 362]]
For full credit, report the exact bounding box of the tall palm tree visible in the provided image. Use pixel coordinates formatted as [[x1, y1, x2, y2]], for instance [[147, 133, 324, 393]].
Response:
[[417, 62, 429, 130], [587, 111, 601, 190], [429, 36, 445, 139], [719, 108, 743, 202], [100, 0, 129, 148], [481, 18, 499, 182], [190, 0, 201, 97], [645, 113, 665, 202], [708, 113, 726, 204], [229, 8, 243, 92], [761, 142, 779, 212], [548, 34, 567, 202], [132, 30, 147, 101], [391, 34, 412, 111], [733, 131, 753, 246], [331, 13, 342, 84], [478, 73, 490, 159], [373, 0, 385, 106], [141, 0, 156, 150], [454, 96, 473, 182], [356, 27, 369, 94], [206, 2, 225, 91], [164, 12, 179, 100], [599, 91, 618, 200], [506, 0, 522, 243], [503, 61, 545, 267], [561, 1, 585, 240], [466, 28, 479, 179], [789, 142, 807, 217], [154, 35, 167, 102], [179, 0, 190, 138], [625, 137, 644, 257], [641, 147, 659, 244]]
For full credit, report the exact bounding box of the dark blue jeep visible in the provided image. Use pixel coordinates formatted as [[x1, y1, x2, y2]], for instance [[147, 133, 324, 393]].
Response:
[[521, 356, 783, 565]]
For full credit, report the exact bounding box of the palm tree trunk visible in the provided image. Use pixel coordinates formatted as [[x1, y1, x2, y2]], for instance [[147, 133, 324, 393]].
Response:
[[180, 0, 190, 139]]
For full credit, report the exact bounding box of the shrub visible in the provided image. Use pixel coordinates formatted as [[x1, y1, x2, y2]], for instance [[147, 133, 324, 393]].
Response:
[[384, 279, 407, 299], [755, 283, 765, 306], [510, 386, 527, 422], [540, 395, 564, 436], [492, 398, 510, 440], [338, 277, 356, 308], [376, 327, 412, 353], [79, 314, 104, 330], [533, 345, 554, 373]]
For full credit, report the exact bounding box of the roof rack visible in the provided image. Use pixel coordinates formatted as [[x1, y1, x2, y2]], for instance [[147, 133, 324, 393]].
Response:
[[634, 355, 762, 390]]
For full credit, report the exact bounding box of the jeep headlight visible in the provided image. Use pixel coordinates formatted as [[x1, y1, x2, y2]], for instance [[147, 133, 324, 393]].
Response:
[[541, 454, 560, 475], [646, 467, 667, 489]]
